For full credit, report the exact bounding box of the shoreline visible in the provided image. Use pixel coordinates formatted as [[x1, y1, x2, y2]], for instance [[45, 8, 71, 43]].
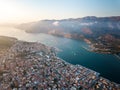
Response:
[[0, 36, 120, 89]]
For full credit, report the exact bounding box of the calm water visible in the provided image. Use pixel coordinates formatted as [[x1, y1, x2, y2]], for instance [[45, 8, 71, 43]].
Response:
[[0, 26, 120, 83]]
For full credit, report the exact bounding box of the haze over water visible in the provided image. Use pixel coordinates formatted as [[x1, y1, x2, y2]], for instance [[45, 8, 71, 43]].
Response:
[[0, 26, 120, 83]]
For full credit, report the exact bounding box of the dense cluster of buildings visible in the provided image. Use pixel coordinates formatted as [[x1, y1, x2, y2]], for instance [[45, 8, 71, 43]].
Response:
[[0, 41, 119, 90]]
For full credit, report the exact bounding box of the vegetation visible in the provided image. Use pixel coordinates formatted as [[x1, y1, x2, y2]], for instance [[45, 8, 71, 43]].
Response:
[[0, 36, 17, 49]]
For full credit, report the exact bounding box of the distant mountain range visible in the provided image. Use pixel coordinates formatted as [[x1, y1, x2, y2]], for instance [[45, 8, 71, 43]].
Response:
[[17, 16, 120, 54]]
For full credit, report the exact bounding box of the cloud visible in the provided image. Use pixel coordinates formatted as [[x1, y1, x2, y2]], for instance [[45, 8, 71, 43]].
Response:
[[53, 21, 59, 26]]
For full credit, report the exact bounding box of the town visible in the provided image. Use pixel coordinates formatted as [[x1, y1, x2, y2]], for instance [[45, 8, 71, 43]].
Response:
[[0, 41, 119, 90]]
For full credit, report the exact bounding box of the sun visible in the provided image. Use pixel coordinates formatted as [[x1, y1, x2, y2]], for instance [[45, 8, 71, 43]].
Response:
[[0, 1, 41, 24], [0, 1, 30, 23], [0, 1, 17, 21]]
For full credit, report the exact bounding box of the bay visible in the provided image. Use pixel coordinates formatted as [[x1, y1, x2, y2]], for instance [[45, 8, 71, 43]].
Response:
[[0, 26, 120, 83]]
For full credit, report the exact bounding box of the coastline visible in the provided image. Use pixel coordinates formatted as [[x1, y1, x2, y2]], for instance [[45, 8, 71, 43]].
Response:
[[0, 36, 120, 89]]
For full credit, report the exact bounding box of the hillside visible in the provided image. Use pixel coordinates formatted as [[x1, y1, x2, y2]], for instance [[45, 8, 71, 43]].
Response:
[[0, 36, 17, 56], [17, 16, 120, 54]]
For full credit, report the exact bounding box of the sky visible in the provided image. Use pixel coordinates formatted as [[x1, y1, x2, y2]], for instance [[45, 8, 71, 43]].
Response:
[[0, 0, 120, 24]]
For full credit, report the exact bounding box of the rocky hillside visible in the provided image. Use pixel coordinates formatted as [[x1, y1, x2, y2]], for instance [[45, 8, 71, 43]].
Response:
[[17, 16, 120, 54]]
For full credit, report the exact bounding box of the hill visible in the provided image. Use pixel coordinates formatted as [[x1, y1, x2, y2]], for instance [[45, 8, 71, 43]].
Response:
[[17, 16, 120, 54]]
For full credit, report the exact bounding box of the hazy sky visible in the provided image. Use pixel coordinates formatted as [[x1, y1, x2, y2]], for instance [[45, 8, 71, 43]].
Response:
[[0, 0, 120, 23]]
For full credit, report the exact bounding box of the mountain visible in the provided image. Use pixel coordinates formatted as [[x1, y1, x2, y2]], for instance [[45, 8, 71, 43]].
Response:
[[17, 16, 120, 54]]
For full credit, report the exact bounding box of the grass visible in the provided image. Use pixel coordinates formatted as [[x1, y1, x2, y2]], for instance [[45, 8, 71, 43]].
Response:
[[0, 36, 17, 49]]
